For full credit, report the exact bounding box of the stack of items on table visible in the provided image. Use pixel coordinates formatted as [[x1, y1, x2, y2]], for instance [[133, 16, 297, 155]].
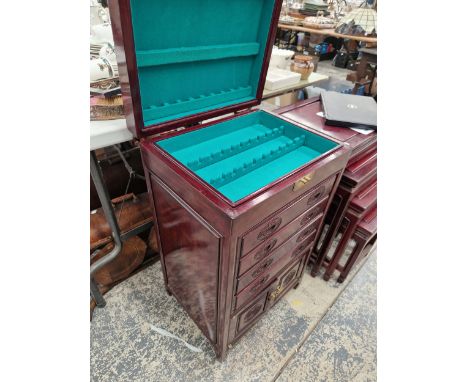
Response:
[[275, 95, 377, 283], [300, 0, 329, 16]]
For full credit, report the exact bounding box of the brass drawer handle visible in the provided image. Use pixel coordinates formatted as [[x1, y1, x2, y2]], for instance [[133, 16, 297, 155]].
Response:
[[297, 226, 315, 243], [269, 284, 284, 301], [257, 217, 282, 241], [251, 258, 274, 278], [251, 275, 270, 294], [307, 185, 326, 206], [254, 238, 278, 262], [301, 209, 320, 226], [293, 242, 309, 257]]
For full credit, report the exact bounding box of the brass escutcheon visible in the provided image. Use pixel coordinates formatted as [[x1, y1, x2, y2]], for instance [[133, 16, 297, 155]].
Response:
[[293, 172, 314, 191]]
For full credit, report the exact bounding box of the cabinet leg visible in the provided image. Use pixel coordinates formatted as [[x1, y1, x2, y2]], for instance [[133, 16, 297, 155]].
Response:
[[216, 347, 227, 362], [310, 265, 319, 278]]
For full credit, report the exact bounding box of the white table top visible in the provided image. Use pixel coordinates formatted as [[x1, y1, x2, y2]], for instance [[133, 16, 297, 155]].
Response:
[[90, 119, 133, 151], [262, 72, 329, 99]]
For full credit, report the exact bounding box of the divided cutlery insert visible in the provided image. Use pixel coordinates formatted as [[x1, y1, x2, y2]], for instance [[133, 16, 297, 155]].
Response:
[[129, 0, 277, 126], [156, 111, 339, 202]]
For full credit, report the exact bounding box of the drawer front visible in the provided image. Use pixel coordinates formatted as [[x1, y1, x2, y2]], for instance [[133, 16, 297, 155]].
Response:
[[240, 175, 335, 257], [236, 293, 268, 337], [239, 204, 324, 276], [267, 259, 304, 309], [237, 229, 316, 293], [234, 233, 316, 310], [229, 260, 303, 342]]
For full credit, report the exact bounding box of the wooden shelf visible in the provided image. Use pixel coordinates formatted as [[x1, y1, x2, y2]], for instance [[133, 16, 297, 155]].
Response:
[[277, 24, 377, 44]]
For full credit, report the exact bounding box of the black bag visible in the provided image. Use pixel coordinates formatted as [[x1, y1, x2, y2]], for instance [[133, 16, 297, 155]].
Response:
[[346, 60, 357, 70], [333, 51, 349, 68]]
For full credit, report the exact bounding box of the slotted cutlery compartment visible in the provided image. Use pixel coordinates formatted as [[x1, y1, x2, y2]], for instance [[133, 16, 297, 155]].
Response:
[[156, 110, 339, 202]]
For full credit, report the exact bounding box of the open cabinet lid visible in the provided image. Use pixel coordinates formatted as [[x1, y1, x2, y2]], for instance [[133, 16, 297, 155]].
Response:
[[109, 0, 283, 139]]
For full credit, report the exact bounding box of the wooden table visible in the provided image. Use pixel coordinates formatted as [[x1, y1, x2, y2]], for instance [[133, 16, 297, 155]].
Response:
[[262, 72, 329, 100], [277, 24, 377, 44]]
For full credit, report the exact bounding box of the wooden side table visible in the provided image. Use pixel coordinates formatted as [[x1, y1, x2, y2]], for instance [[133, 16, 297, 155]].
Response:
[[312, 146, 377, 277], [322, 179, 377, 281], [273, 97, 377, 280], [337, 205, 377, 283]]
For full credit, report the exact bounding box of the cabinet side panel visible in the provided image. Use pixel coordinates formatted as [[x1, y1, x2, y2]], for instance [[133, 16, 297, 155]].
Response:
[[150, 174, 220, 343]]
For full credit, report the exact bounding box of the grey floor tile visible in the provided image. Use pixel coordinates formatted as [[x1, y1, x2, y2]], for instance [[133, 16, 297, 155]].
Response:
[[275, 251, 377, 382]]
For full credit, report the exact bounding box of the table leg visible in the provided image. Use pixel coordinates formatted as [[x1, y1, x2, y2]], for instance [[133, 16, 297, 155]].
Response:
[[311, 195, 349, 277], [90, 151, 123, 307], [90, 277, 106, 307], [323, 214, 358, 281]]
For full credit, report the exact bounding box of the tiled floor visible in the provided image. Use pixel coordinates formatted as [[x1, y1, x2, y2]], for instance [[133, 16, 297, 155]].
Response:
[[90, 248, 376, 381], [275, 251, 377, 381]]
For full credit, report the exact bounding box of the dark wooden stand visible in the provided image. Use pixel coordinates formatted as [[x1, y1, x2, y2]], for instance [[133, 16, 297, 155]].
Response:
[[338, 205, 377, 283], [322, 178, 376, 281], [274, 97, 377, 281]]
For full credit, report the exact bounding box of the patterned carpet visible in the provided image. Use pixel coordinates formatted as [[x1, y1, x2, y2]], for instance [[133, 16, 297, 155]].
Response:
[[91, 251, 376, 381]]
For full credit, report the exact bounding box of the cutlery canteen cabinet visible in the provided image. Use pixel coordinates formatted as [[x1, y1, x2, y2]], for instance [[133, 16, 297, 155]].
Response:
[[109, 0, 351, 359]]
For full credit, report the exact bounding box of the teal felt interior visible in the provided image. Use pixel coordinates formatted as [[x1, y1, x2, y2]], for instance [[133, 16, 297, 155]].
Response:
[[129, 0, 276, 127], [156, 111, 339, 202]]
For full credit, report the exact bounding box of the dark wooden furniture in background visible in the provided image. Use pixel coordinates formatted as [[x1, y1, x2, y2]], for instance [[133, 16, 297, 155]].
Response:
[[338, 205, 377, 283], [322, 179, 376, 281], [274, 97, 377, 281], [347, 47, 377, 96]]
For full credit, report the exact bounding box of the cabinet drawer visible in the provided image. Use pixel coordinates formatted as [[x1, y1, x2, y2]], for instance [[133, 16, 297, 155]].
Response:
[[236, 293, 268, 338], [267, 259, 304, 308], [229, 260, 303, 342], [240, 175, 335, 257], [237, 228, 317, 293], [234, 232, 316, 310], [239, 207, 323, 276]]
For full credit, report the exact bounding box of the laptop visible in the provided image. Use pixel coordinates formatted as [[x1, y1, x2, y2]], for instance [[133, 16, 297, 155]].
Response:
[[320, 91, 377, 130]]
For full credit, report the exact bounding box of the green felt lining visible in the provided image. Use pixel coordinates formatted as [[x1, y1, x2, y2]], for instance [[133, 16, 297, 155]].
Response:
[[156, 111, 339, 202], [142, 86, 252, 122], [129, 0, 276, 127], [136, 43, 260, 67]]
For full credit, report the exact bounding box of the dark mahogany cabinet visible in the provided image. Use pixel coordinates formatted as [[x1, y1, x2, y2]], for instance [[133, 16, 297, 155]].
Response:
[[108, 0, 351, 359]]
